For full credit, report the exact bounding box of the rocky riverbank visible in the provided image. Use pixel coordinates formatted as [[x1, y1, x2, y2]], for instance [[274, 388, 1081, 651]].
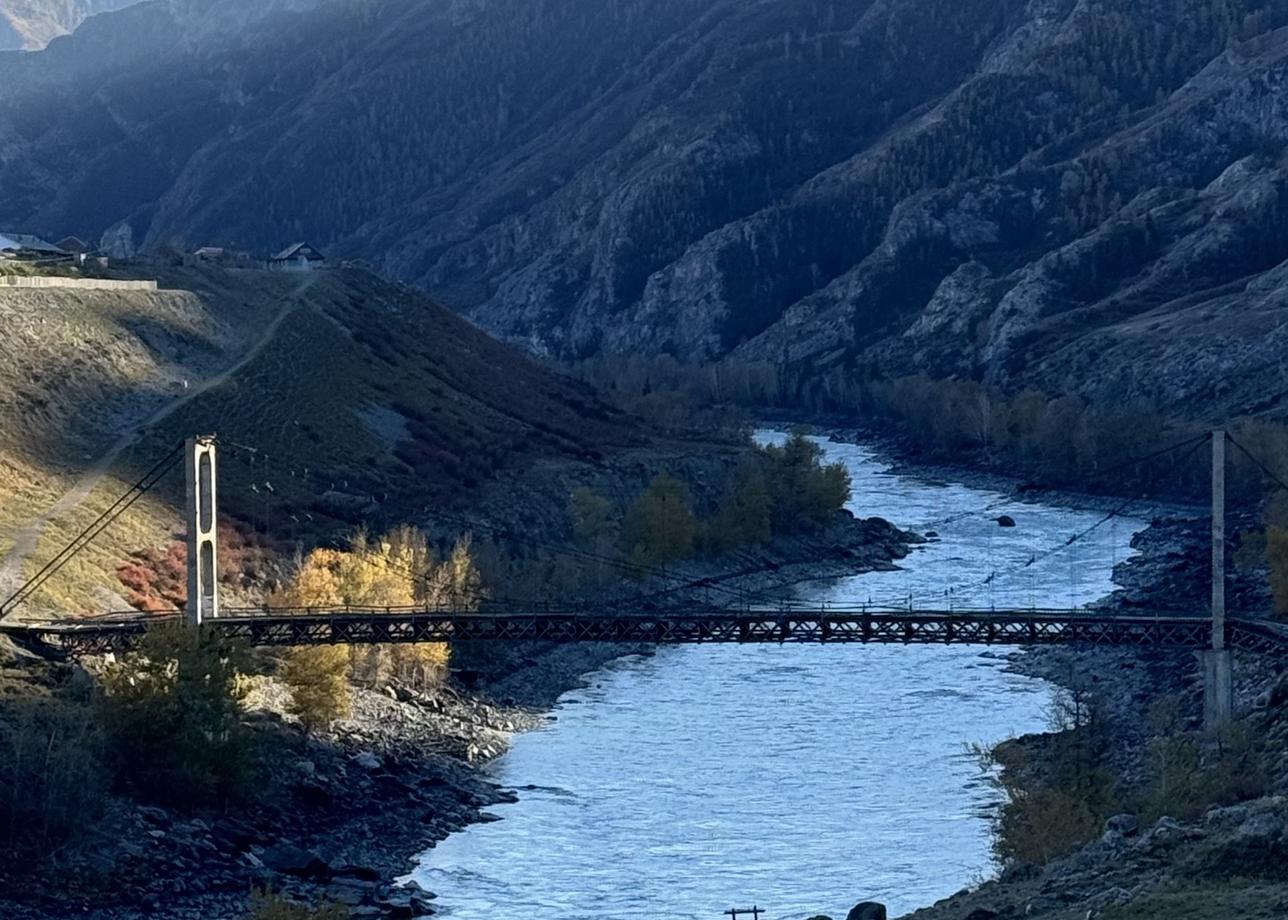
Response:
[[0, 508, 916, 920], [795, 428, 1288, 920]]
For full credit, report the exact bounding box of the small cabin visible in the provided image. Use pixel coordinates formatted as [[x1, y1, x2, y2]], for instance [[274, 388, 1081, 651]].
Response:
[[56, 236, 100, 267], [269, 242, 326, 272]]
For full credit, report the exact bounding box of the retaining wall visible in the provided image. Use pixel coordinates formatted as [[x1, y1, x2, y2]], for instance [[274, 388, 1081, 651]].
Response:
[[0, 275, 158, 291]]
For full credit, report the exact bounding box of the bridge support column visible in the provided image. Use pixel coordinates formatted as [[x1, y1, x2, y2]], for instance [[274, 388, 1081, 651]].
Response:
[[1205, 428, 1232, 731], [1203, 649, 1233, 732], [185, 436, 219, 627]]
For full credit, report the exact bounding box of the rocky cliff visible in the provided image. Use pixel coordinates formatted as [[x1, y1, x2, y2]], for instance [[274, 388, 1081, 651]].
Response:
[[3, 0, 1288, 417], [0, 0, 136, 50]]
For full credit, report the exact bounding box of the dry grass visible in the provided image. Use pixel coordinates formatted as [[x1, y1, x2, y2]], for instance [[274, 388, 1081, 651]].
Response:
[[0, 265, 640, 616]]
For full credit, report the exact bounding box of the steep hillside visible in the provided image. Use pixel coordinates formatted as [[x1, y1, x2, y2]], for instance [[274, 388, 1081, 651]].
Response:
[[3, 0, 1288, 417], [0, 0, 135, 50], [0, 263, 640, 613]]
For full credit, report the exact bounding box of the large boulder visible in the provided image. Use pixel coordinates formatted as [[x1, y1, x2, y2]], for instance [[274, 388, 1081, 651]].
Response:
[[846, 904, 887, 920], [261, 844, 329, 878], [1104, 813, 1140, 837]]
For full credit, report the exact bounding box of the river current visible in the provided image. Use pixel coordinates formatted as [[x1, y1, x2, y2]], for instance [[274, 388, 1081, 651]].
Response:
[[410, 434, 1147, 919]]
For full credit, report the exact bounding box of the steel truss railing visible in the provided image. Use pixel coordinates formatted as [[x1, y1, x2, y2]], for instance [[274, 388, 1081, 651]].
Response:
[[6, 606, 1286, 656]]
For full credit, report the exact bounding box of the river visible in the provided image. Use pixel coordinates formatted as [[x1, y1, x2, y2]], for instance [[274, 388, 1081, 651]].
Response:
[[409, 433, 1147, 920]]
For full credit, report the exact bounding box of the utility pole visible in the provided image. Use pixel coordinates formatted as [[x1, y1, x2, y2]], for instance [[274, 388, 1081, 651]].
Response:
[[185, 436, 219, 626], [1204, 429, 1232, 730]]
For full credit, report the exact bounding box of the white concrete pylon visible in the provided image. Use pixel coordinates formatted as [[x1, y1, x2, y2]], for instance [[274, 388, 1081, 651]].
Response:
[[185, 436, 219, 626]]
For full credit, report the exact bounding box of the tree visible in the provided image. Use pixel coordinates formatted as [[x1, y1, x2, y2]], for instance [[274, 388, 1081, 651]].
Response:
[[1266, 525, 1288, 618], [763, 431, 851, 530], [280, 647, 352, 732], [706, 467, 773, 552], [425, 535, 483, 609], [0, 696, 105, 858], [571, 487, 619, 584], [980, 679, 1119, 866], [622, 474, 698, 568], [270, 527, 466, 691], [98, 622, 254, 807]]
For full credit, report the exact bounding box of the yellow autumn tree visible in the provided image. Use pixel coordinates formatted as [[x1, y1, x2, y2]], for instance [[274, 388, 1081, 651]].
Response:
[[270, 526, 483, 698], [268, 549, 350, 730]]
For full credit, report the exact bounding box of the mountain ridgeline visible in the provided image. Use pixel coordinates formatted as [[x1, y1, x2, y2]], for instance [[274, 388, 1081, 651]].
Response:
[[3, 0, 1288, 418], [0, 0, 135, 50]]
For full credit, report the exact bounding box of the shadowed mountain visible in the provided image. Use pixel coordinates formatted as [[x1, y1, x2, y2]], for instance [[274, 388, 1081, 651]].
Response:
[[3, 0, 1288, 417], [0, 0, 137, 50]]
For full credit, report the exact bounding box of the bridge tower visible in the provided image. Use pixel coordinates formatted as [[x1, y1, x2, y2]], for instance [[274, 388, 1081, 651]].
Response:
[[1204, 428, 1232, 730], [184, 436, 219, 626]]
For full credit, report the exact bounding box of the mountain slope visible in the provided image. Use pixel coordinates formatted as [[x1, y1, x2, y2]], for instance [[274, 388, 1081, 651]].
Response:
[[0, 264, 641, 611], [3, 0, 1288, 417], [0, 0, 136, 50]]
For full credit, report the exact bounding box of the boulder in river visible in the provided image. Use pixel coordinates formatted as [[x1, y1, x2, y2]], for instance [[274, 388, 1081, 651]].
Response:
[[847, 903, 887, 920], [996, 515, 1016, 528]]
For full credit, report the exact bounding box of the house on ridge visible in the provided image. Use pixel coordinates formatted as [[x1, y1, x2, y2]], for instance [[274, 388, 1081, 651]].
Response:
[[269, 242, 326, 272]]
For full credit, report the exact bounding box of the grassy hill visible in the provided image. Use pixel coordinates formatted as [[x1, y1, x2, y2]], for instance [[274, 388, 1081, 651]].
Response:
[[0, 263, 641, 615]]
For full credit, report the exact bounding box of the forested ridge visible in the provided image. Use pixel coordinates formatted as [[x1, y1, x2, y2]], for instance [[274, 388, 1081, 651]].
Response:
[[3, 0, 1288, 418]]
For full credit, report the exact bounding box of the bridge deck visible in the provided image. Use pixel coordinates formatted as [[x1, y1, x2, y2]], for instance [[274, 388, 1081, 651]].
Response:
[[5, 607, 1287, 656]]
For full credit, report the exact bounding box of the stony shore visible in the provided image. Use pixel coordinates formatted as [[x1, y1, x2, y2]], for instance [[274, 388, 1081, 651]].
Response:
[[0, 510, 915, 920], [14, 425, 1282, 920], [801, 429, 1288, 920]]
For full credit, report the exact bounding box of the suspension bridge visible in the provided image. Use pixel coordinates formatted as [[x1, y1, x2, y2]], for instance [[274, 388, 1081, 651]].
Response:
[[6, 604, 1288, 657], [1, 429, 1286, 727]]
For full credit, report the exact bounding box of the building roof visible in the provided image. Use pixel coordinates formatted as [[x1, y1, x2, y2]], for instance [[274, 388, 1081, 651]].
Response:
[[0, 232, 66, 254], [271, 242, 325, 262], [56, 235, 92, 255]]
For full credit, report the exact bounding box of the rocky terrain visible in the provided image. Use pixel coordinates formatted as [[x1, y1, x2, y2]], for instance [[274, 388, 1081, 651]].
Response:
[[0, 0, 134, 50], [893, 645, 1288, 920], [4, 1, 1288, 417], [0, 509, 917, 920]]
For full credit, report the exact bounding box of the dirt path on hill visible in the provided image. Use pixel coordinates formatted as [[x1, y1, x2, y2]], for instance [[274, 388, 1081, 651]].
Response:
[[0, 274, 318, 616]]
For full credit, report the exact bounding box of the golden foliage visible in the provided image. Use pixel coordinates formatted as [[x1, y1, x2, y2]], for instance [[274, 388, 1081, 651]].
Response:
[[281, 646, 352, 732], [270, 527, 484, 692]]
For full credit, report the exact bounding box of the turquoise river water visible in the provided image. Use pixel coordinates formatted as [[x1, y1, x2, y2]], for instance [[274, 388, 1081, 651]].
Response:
[[409, 434, 1147, 920]]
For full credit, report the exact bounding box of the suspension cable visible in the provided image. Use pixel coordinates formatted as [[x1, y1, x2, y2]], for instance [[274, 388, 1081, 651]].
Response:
[[956, 433, 1212, 599], [1226, 432, 1288, 496], [0, 441, 184, 615]]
